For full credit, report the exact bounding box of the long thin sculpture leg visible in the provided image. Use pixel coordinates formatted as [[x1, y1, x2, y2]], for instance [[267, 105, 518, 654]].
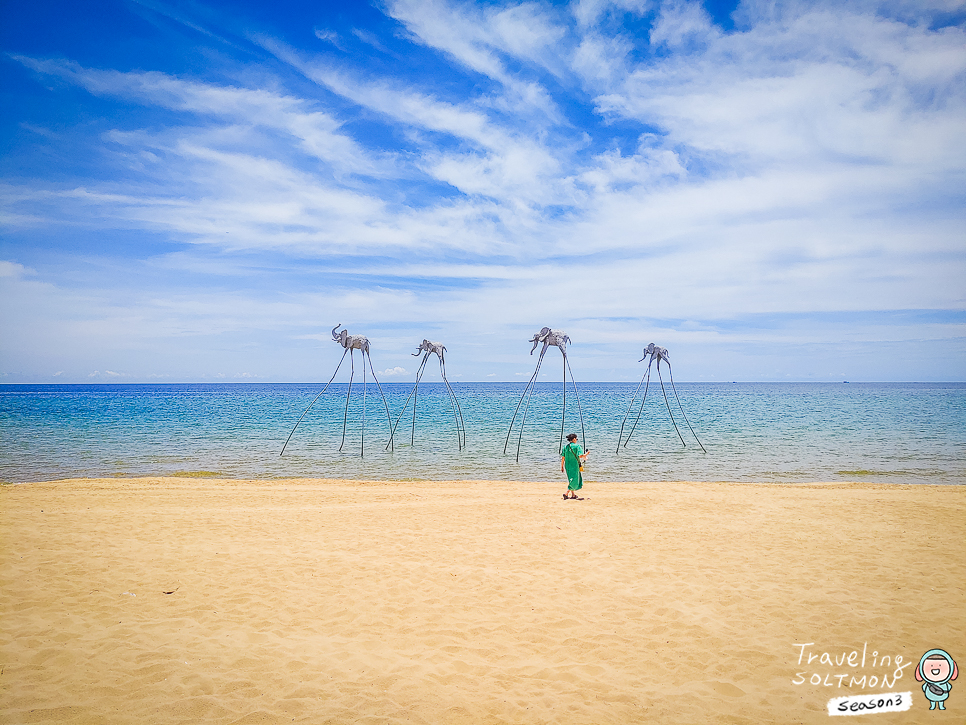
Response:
[[623, 361, 654, 448], [666, 364, 707, 453], [440, 358, 465, 450], [361, 350, 367, 457], [503, 356, 541, 455], [559, 352, 567, 454], [565, 356, 586, 451], [365, 353, 394, 452], [513, 370, 539, 463], [280, 348, 349, 456], [411, 354, 430, 446], [617, 366, 650, 453], [386, 356, 420, 449], [515, 346, 548, 462], [657, 363, 687, 447], [387, 355, 429, 448], [439, 358, 465, 448], [339, 350, 355, 452]]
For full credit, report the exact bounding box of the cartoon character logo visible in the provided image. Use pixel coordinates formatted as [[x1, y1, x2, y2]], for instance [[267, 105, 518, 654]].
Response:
[[916, 649, 958, 711]]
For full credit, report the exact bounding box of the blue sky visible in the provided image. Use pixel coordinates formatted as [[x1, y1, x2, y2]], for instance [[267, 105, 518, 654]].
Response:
[[2, 0, 964, 383]]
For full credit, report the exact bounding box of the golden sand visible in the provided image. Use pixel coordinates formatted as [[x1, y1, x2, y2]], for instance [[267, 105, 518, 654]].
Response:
[[2, 478, 964, 724]]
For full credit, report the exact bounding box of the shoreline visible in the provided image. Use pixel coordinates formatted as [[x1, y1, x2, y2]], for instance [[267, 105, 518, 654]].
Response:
[[3, 478, 964, 723], [5, 475, 965, 487]]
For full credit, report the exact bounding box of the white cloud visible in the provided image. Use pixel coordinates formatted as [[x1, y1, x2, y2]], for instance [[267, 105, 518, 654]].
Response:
[[3, 0, 964, 381], [380, 366, 410, 376], [594, 5, 966, 172], [649, 0, 718, 50], [314, 28, 343, 49], [572, 0, 649, 30], [13, 56, 392, 178], [386, 0, 564, 119], [0, 260, 30, 278]]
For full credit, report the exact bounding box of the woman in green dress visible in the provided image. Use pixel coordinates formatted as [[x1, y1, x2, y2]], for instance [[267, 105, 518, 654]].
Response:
[[561, 433, 589, 499]]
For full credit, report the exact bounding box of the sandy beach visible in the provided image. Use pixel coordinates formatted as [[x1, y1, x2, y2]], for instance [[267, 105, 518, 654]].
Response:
[[1, 478, 964, 724]]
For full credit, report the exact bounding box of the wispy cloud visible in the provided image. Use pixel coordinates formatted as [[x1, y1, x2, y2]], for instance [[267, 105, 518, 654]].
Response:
[[258, 38, 572, 207], [314, 28, 344, 50], [2, 0, 964, 382], [387, 0, 567, 120], [13, 55, 392, 177]]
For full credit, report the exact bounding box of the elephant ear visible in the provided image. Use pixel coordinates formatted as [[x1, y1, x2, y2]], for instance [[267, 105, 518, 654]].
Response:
[[915, 665, 924, 682], [952, 660, 959, 680]]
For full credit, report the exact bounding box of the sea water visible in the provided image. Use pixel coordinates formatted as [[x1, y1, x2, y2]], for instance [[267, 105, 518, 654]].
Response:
[[1, 383, 964, 484]]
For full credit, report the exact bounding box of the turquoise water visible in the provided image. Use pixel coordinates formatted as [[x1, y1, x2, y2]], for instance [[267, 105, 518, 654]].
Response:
[[1, 383, 964, 484]]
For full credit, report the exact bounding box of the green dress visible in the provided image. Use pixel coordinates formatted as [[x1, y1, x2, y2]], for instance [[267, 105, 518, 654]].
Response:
[[562, 442, 583, 491]]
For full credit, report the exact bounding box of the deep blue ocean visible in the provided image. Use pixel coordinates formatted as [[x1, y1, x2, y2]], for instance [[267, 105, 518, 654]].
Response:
[[1, 383, 964, 485]]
